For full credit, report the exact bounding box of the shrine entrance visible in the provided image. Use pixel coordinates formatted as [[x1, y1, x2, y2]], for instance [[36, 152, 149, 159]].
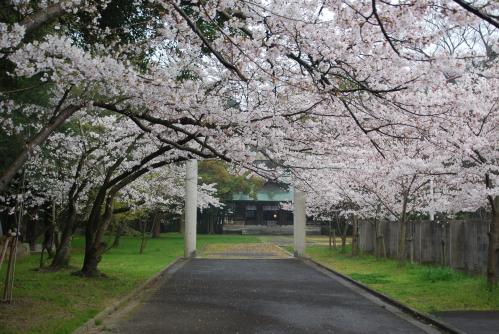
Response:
[[183, 159, 306, 258]]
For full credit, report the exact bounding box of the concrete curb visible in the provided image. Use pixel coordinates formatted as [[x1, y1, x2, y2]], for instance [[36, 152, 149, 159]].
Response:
[[72, 257, 185, 334], [303, 257, 467, 334]]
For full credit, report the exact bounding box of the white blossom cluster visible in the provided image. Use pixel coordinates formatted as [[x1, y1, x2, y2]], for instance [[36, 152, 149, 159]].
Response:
[[0, 0, 497, 226]]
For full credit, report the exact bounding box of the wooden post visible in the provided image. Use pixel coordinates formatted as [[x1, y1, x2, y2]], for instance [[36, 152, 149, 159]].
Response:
[[0, 237, 12, 272], [3, 235, 17, 302]]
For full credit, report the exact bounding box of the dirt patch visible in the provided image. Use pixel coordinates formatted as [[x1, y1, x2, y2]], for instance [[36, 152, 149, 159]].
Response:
[[198, 243, 291, 259]]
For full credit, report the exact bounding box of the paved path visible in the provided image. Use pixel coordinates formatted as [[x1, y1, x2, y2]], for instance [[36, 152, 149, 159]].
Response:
[[434, 311, 499, 334], [112, 259, 436, 334]]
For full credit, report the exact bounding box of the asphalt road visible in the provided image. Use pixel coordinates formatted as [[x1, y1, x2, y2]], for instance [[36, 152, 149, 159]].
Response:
[[114, 258, 436, 333], [434, 311, 499, 334]]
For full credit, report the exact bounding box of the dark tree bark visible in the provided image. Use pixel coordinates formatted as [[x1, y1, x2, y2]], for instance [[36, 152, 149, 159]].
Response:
[[42, 207, 55, 259], [20, 2, 72, 36], [77, 132, 194, 276], [151, 210, 161, 238], [451, 0, 499, 29], [79, 158, 178, 276], [351, 214, 359, 256], [78, 148, 125, 277], [209, 210, 215, 235], [487, 194, 498, 285], [80, 190, 115, 276], [111, 224, 124, 248], [49, 148, 91, 270], [49, 207, 76, 269], [397, 198, 409, 263], [26, 212, 37, 251], [335, 214, 348, 253]]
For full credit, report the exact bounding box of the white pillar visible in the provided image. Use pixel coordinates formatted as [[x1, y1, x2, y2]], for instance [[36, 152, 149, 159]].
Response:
[[429, 178, 434, 221], [293, 188, 306, 257], [184, 159, 197, 257]]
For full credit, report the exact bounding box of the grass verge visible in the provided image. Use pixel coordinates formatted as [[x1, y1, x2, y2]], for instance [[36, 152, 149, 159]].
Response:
[[0, 233, 259, 334], [306, 245, 499, 314]]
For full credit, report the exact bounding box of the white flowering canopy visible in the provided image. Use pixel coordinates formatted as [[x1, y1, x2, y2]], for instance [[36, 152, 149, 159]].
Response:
[[0, 0, 497, 221]]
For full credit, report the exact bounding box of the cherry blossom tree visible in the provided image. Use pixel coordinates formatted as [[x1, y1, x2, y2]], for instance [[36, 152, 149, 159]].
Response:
[[1, 0, 498, 281]]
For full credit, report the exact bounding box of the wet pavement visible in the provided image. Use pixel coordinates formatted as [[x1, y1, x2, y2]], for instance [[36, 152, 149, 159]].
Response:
[[434, 311, 499, 334], [113, 259, 436, 333]]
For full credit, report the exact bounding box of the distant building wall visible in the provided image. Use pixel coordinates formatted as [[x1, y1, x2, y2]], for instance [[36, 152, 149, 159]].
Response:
[[358, 219, 498, 276], [228, 200, 293, 225]]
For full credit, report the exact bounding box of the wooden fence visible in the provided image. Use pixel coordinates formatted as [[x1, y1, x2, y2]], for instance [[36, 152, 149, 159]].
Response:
[[358, 219, 498, 275]]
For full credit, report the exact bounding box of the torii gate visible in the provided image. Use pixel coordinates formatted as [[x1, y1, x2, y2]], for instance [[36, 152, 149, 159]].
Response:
[[183, 159, 306, 258]]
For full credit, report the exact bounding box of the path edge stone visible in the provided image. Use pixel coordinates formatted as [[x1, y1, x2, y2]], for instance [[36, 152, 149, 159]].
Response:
[[72, 257, 185, 334], [303, 258, 467, 334]]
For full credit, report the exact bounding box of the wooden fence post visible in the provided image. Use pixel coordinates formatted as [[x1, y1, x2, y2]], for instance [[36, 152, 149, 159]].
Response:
[[3, 234, 17, 302]]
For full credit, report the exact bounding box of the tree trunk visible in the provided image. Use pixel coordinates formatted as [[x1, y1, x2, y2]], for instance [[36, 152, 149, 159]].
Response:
[[40, 201, 56, 268], [50, 203, 77, 270], [26, 215, 37, 251], [382, 235, 387, 258], [398, 221, 407, 262], [409, 222, 414, 264], [79, 185, 121, 276], [39, 248, 45, 268], [49, 231, 72, 269], [140, 221, 147, 254], [79, 202, 111, 277], [151, 211, 161, 238], [332, 228, 336, 249], [375, 220, 386, 259], [77, 181, 110, 277], [78, 207, 107, 277], [397, 194, 409, 262], [487, 195, 498, 285], [78, 150, 178, 276], [352, 214, 359, 256], [335, 214, 347, 253], [21, 2, 70, 36], [43, 216, 55, 259], [111, 224, 124, 248], [81, 218, 113, 276], [209, 212, 215, 235], [79, 243, 105, 277]]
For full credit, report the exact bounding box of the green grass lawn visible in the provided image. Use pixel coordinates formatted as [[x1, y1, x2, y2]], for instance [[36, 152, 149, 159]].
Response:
[[0, 233, 259, 334], [306, 245, 499, 314]]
